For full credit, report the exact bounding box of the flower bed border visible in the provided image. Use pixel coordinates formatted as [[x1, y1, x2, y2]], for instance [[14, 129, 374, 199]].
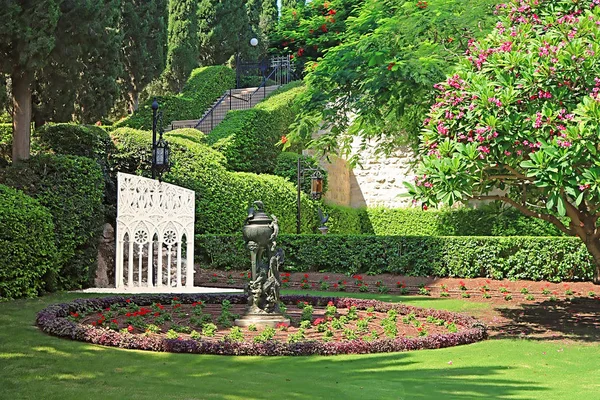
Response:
[[36, 294, 487, 356]]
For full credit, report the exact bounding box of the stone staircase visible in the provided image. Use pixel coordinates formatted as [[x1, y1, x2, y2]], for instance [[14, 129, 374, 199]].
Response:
[[168, 85, 280, 133]]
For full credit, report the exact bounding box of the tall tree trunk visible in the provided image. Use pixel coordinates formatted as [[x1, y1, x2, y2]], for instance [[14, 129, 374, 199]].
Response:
[[581, 236, 600, 284], [128, 90, 139, 113], [11, 70, 32, 162]]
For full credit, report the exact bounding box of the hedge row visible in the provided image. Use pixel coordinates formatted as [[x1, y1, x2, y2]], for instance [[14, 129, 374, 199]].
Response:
[[110, 127, 318, 234], [207, 81, 306, 174], [0, 154, 105, 291], [195, 234, 593, 282], [354, 207, 563, 237], [114, 66, 236, 130], [0, 184, 57, 300]]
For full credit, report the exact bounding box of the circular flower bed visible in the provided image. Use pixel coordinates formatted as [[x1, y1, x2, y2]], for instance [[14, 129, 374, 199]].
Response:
[[36, 294, 487, 356]]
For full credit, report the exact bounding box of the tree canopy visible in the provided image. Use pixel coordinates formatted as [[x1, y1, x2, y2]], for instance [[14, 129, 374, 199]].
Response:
[[406, 0, 600, 281], [280, 0, 499, 161]]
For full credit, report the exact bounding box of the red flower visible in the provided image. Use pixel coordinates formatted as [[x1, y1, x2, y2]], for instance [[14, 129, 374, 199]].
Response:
[[154, 312, 160, 317], [297, 48, 305, 57], [127, 325, 134, 333], [422, 204, 428, 211], [313, 318, 325, 326], [111, 319, 118, 324], [105, 307, 110, 311], [327, 301, 334, 306], [416, 1, 428, 9], [174, 304, 181, 309], [304, 273, 309, 278], [333, 283, 338, 288], [328, 9, 336, 15], [387, 62, 395, 70], [173, 297, 179, 301], [320, 24, 328, 32], [125, 299, 131, 303], [126, 312, 132, 317], [324, 276, 329, 280], [70, 312, 79, 318], [91, 321, 96, 326], [212, 273, 217, 277]]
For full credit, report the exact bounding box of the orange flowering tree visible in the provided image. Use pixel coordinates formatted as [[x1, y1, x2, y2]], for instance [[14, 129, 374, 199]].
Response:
[[269, 0, 361, 72]]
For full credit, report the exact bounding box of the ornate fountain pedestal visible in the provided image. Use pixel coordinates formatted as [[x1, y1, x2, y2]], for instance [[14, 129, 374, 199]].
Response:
[[234, 201, 289, 328]]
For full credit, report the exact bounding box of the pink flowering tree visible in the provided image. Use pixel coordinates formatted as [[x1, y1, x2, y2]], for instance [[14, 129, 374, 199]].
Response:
[[405, 0, 600, 282]]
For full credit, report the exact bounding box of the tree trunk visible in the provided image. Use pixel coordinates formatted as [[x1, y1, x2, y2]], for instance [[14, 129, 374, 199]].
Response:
[[581, 236, 600, 284], [128, 90, 139, 113], [11, 70, 32, 162]]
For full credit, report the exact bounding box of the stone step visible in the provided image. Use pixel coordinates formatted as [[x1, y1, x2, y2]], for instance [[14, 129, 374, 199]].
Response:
[[168, 85, 281, 132]]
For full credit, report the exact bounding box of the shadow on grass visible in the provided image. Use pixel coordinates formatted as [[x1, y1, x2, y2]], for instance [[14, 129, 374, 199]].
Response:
[[0, 294, 547, 400], [492, 297, 600, 342]]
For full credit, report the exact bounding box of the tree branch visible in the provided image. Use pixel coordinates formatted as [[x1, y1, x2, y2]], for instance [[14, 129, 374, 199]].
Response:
[[471, 195, 572, 235]]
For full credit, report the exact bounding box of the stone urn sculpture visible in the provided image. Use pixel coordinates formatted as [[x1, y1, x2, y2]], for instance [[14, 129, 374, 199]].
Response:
[[235, 201, 289, 327]]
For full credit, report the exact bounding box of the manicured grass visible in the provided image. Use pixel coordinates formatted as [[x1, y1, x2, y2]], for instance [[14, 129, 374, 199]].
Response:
[[1, 292, 599, 399]]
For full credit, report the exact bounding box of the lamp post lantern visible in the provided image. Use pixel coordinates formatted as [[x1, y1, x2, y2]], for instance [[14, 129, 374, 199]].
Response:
[[296, 156, 324, 234], [151, 98, 170, 181]]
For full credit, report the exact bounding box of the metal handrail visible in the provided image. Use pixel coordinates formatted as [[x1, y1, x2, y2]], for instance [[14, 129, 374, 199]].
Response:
[[192, 61, 287, 131], [194, 91, 229, 129]]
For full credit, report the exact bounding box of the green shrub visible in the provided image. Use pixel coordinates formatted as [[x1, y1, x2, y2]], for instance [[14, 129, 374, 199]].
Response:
[[0, 184, 57, 300], [359, 206, 563, 236], [114, 66, 235, 130], [110, 127, 317, 235], [273, 151, 328, 196], [207, 82, 306, 174], [0, 123, 11, 165], [320, 204, 362, 234], [0, 154, 105, 290], [195, 234, 592, 281], [35, 123, 117, 218]]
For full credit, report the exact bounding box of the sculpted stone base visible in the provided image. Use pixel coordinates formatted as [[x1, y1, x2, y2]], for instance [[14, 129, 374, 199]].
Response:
[[234, 313, 289, 328]]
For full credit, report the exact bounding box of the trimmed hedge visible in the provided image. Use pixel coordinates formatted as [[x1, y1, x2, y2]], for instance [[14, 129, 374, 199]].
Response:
[[0, 185, 57, 300], [110, 127, 318, 234], [0, 154, 105, 290], [114, 66, 236, 130], [208, 82, 306, 174], [195, 234, 594, 282], [359, 207, 563, 236]]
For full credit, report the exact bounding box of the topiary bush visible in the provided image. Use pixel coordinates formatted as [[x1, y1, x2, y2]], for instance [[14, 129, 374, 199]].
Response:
[[35, 123, 118, 218], [195, 234, 593, 281], [114, 66, 236, 130], [0, 154, 105, 290], [208, 82, 306, 174], [0, 184, 57, 300], [110, 127, 318, 234]]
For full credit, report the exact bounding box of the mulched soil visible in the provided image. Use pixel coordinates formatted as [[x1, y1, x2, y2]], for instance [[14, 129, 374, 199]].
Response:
[[195, 269, 600, 343]]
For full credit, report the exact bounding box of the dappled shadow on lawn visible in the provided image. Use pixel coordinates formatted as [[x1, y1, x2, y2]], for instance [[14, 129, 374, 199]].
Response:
[[0, 294, 549, 400], [491, 297, 600, 343]]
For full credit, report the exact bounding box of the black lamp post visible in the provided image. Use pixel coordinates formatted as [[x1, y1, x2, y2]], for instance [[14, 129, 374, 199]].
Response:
[[151, 98, 170, 181], [236, 35, 260, 88], [296, 157, 324, 234]]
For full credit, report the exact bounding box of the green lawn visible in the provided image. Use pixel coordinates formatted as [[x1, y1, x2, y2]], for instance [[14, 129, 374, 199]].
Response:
[[1, 292, 598, 400]]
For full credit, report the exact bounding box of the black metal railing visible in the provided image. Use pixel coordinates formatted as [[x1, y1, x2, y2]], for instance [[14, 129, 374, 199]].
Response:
[[176, 56, 295, 133]]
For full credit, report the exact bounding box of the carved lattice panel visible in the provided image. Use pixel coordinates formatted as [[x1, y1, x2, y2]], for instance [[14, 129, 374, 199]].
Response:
[[115, 173, 195, 289]]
